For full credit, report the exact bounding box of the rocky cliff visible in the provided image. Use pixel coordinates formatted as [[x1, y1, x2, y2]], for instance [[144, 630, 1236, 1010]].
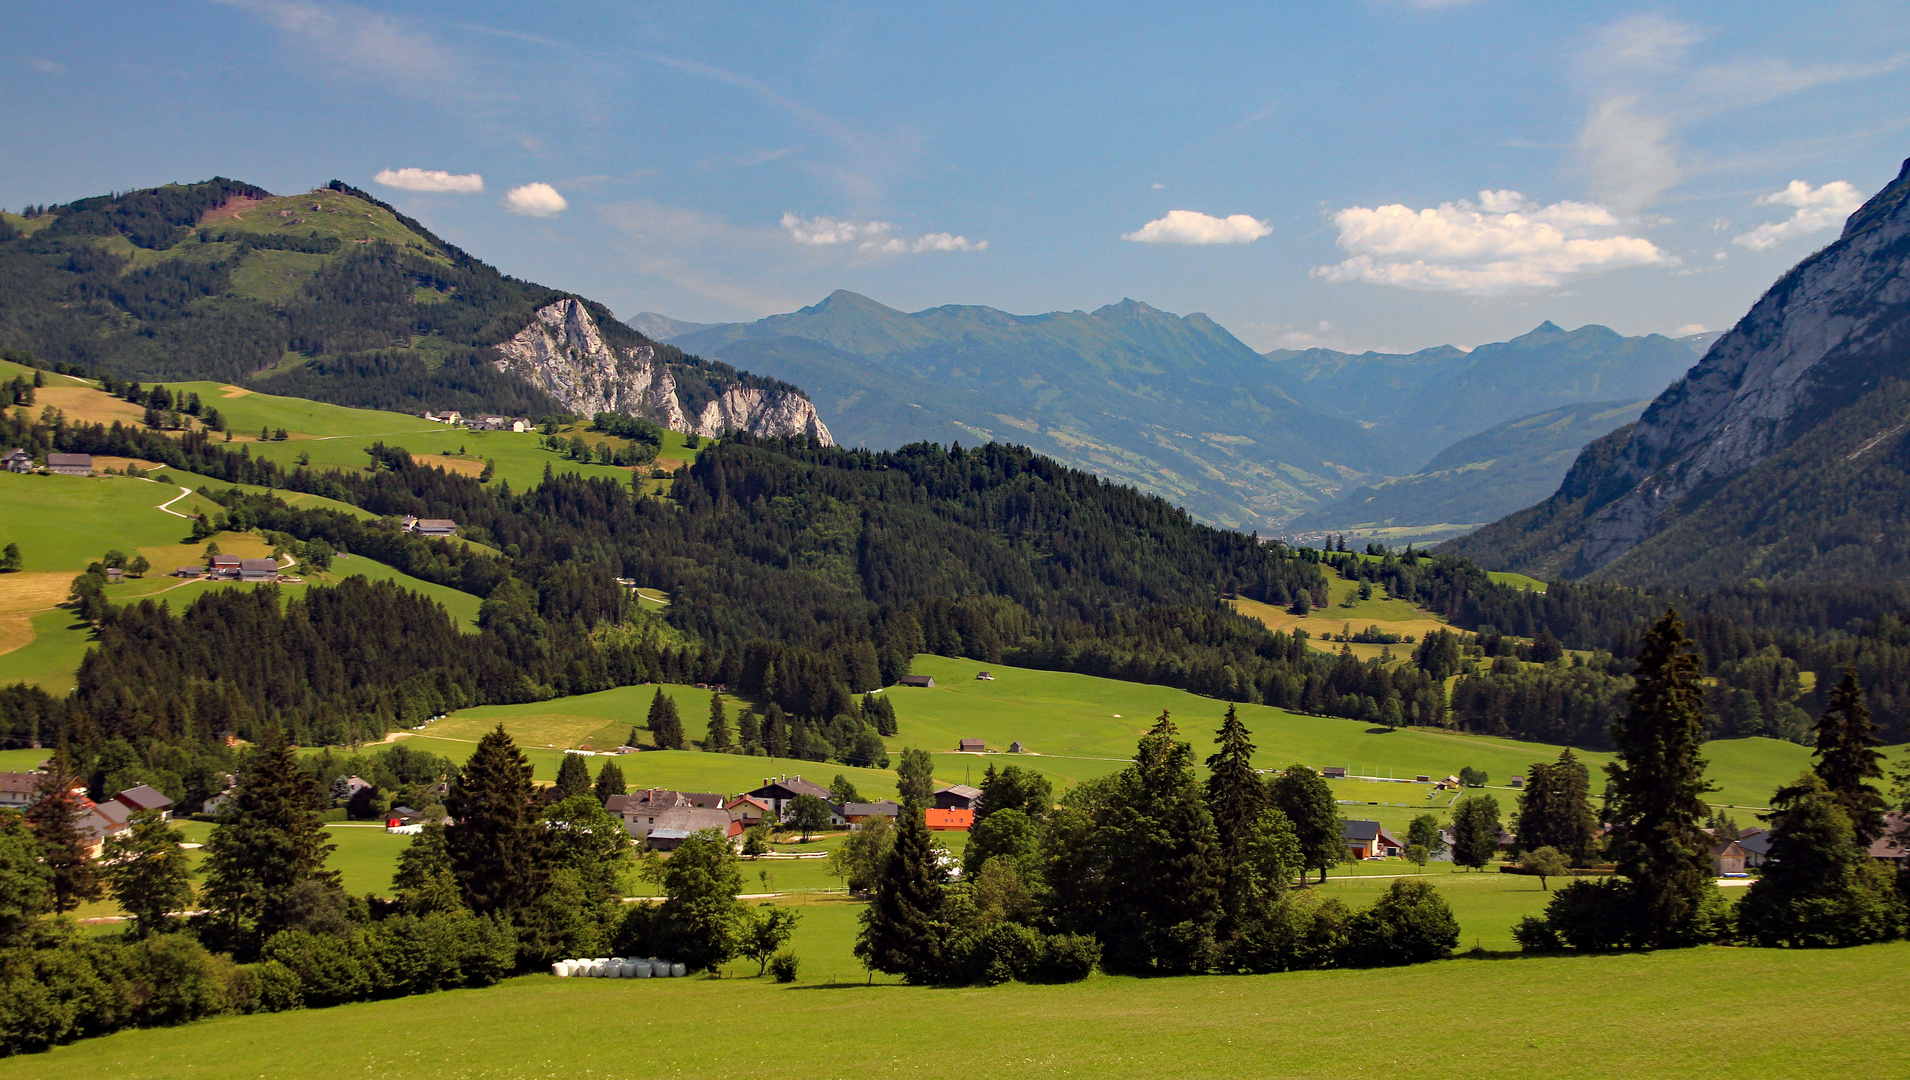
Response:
[[494, 299, 833, 444], [1443, 155, 1910, 584]]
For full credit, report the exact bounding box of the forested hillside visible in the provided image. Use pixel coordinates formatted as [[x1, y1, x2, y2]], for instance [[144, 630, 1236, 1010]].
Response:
[[0, 179, 788, 421]]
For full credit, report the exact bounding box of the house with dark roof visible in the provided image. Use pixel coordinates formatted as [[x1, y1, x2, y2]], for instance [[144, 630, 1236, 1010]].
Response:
[[1869, 812, 1908, 864], [404, 516, 459, 537], [897, 675, 935, 688], [605, 788, 693, 838], [45, 452, 92, 476], [0, 771, 38, 809], [744, 776, 835, 822], [1711, 839, 1750, 876], [1343, 819, 1405, 859], [1, 448, 30, 473], [842, 800, 901, 826], [957, 738, 985, 753], [933, 784, 982, 811], [209, 555, 242, 578], [642, 807, 738, 847], [112, 784, 175, 820], [239, 558, 279, 582]]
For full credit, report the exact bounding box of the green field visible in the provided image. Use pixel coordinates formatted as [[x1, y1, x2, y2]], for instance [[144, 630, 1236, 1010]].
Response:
[[7, 937, 1902, 1079]]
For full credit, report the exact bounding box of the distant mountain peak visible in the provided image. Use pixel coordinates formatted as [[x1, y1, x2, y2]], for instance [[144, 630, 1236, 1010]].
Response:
[[1532, 320, 1565, 334]]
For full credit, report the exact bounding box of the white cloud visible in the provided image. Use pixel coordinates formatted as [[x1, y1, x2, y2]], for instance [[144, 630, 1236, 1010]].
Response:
[[26, 57, 65, 74], [373, 168, 483, 194], [214, 0, 461, 90], [779, 213, 985, 253], [1675, 323, 1707, 335], [503, 183, 568, 217], [1732, 180, 1864, 250], [1313, 190, 1675, 294], [1122, 210, 1271, 245]]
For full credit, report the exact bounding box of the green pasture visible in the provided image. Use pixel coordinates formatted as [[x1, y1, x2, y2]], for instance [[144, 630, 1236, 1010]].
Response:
[[0, 747, 48, 771], [0, 472, 205, 575], [10, 935, 1903, 1079], [0, 608, 95, 693], [1486, 570, 1548, 591]]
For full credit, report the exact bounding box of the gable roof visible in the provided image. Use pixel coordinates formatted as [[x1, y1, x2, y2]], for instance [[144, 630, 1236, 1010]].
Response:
[[0, 772, 38, 795], [46, 452, 92, 466], [749, 776, 831, 800], [1869, 812, 1908, 859], [650, 808, 734, 833], [935, 784, 982, 800], [113, 784, 173, 812], [1342, 820, 1383, 842], [842, 801, 901, 817], [925, 808, 974, 829]]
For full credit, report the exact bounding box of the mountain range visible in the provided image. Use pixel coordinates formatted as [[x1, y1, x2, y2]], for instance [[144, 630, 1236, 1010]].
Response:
[[0, 179, 821, 440], [1445, 156, 1910, 588]]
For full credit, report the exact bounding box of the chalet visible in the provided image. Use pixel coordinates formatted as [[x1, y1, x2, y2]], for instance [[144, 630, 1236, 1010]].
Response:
[[0, 772, 38, 809], [957, 738, 986, 753], [1508, 775, 1526, 789], [926, 808, 974, 831], [897, 675, 936, 688], [1343, 819, 1405, 859], [209, 555, 242, 578], [1321, 766, 1348, 779], [239, 558, 279, 582], [1711, 839, 1750, 876], [743, 776, 834, 822], [605, 788, 691, 838], [1738, 828, 1774, 868], [404, 516, 459, 537], [113, 784, 174, 821], [843, 800, 901, 826], [643, 808, 739, 848], [45, 452, 93, 476], [932, 784, 982, 811], [423, 410, 463, 425], [1009, 741, 1026, 754], [1869, 812, 1908, 864], [725, 795, 773, 828], [73, 785, 175, 856], [1, 448, 30, 473]]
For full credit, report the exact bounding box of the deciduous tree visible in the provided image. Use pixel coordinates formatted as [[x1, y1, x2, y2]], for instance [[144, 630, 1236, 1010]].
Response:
[[1450, 794, 1502, 872], [1269, 764, 1343, 884], [1099, 711, 1223, 975], [895, 747, 934, 806], [102, 809, 193, 938]]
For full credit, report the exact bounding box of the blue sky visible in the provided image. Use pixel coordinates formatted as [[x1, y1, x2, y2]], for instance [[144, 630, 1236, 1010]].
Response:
[[5, 1, 1907, 352]]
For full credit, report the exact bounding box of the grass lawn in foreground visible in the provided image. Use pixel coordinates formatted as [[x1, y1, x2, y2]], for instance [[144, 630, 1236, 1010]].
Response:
[[9, 940, 1902, 1079]]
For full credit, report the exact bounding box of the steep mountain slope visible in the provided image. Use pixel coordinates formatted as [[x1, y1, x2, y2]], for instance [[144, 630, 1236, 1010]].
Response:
[[1265, 322, 1699, 463], [1444, 156, 1910, 587], [0, 179, 819, 439], [1289, 398, 1650, 542], [668, 291, 1395, 530]]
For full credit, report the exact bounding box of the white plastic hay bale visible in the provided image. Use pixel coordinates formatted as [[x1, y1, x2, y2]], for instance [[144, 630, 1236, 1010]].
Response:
[[551, 961, 568, 977], [631, 959, 652, 978], [670, 962, 687, 978]]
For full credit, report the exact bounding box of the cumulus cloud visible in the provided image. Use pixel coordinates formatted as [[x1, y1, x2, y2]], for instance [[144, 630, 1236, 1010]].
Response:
[[780, 213, 985, 253], [1122, 210, 1271, 245], [1732, 180, 1864, 250], [1313, 190, 1675, 293], [503, 183, 568, 217], [374, 168, 483, 194]]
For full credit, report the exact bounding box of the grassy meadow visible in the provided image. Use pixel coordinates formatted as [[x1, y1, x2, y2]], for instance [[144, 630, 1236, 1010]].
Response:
[[7, 938, 1903, 1079]]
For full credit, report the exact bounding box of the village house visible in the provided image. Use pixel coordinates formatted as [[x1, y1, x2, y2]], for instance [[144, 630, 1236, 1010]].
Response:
[[0, 771, 38, 809], [925, 808, 973, 831], [932, 784, 982, 811], [643, 807, 739, 849], [742, 776, 837, 823], [957, 738, 986, 753], [897, 674, 935, 688], [725, 795, 773, 829], [239, 558, 280, 583], [1342, 819, 1405, 859], [45, 452, 93, 476], [1711, 839, 1750, 876], [467, 415, 533, 433], [1738, 828, 1773, 868], [75, 784, 176, 857], [605, 788, 690, 837], [1868, 812, 1908, 864], [209, 554, 242, 578], [842, 800, 901, 827], [402, 515, 459, 537], [1, 448, 31, 473]]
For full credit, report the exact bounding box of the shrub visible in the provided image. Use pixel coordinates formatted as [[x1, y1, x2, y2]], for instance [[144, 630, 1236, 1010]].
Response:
[[1224, 891, 1350, 973], [963, 922, 1042, 986], [1539, 879, 1631, 950], [248, 959, 304, 1012], [769, 951, 800, 983], [1025, 932, 1100, 983], [128, 934, 228, 1027], [1511, 915, 1563, 952], [1341, 879, 1460, 967], [261, 930, 371, 1008]]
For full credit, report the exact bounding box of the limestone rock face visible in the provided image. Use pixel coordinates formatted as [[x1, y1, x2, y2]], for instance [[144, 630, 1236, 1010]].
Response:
[[494, 299, 831, 443]]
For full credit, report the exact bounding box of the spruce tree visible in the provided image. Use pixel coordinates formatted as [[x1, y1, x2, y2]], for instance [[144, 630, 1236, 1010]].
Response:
[[1269, 764, 1343, 884], [647, 688, 683, 750], [102, 809, 193, 939], [1518, 749, 1596, 864], [855, 801, 946, 982], [895, 747, 935, 806], [24, 747, 100, 912], [1808, 669, 1889, 845], [593, 760, 627, 802], [0, 812, 53, 945], [201, 730, 340, 951], [1450, 794, 1502, 871], [763, 703, 789, 757], [1738, 772, 1904, 947], [445, 724, 548, 917], [706, 694, 734, 753], [1605, 608, 1718, 946], [737, 709, 762, 752], [1100, 711, 1224, 975], [554, 753, 592, 800], [1204, 704, 1267, 854]]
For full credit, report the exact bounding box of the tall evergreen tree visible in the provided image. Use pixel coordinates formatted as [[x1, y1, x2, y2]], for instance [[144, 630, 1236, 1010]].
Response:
[[895, 747, 935, 806], [445, 724, 548, 917], [24, 747, 99, 912], [763, 703, 789, 757], [1738, 772, 1904, 947], [0, 812, 52, 946], [855, 802, 946, 982], [646, 689, 684, 750], [593, 760, 627, 802], [1204, 704, 1267, 854], [1518, 749, 1597, 864], [1100, 711, 1224, 975], [1605, 608, 1718, 947], [1808, 668, 1889, 845], [553, 753, 592, 800], [101, 809, 193, 939], [1269, 764, 1343, 884], [1450, 794, 1502, 871], [706, 694, 734, 753], [201, 730, 340, 952]]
